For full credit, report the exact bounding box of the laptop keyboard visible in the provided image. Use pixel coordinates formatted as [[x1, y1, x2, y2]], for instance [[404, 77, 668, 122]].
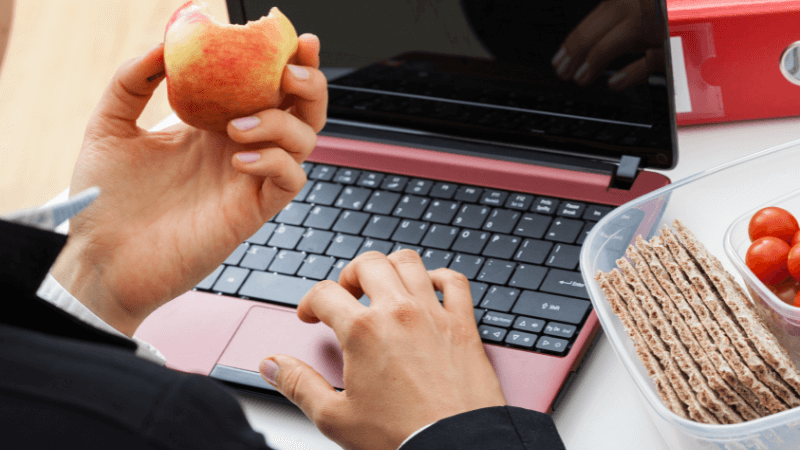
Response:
[[195, 162, 613, 357]]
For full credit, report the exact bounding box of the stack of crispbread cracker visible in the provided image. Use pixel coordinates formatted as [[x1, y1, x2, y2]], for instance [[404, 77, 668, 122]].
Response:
[[595, 219, 800, 424]]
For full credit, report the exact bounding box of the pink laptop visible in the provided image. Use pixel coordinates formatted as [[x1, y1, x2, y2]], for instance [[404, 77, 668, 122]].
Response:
[[136, 0, 677, 413]]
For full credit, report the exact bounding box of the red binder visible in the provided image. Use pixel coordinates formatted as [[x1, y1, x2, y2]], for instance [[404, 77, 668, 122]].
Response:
[[667, 0, 800, 126]]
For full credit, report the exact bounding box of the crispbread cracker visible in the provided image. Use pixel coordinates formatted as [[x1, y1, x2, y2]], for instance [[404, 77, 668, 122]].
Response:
[[617, 258, 742, 423], [607, 269, 718, 423], [672, 219, 800, 396], [627, 243, 759, 421], [650, 235, 781, 416], [596, 271, 688, 419], [661, 227, 800, 410]]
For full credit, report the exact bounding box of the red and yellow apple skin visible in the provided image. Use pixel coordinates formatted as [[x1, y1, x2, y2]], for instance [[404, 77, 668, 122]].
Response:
[[164, 1, 299, 132]]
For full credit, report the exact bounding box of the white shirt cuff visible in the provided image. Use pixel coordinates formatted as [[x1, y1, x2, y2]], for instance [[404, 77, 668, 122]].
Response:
[[397, 422, 436, 449], [37, 273, 167, 366]]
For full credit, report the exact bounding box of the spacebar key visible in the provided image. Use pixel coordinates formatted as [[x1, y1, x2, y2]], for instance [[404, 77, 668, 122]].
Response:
[[239, 272, 319, 306]]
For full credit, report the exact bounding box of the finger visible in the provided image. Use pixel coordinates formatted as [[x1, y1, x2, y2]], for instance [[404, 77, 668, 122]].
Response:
[[387, 249, 436, 299], [552, 2, 624, 79], [608, 54, 651, 91], [227, 109, 318, 162], [296, 279, 364, 331], [296, 33, 320, 69], [572, 22, 638, 86], [282, 64, 328, 134], [88, 43, 165, 137], [428, 268, 475, 320], [260, 355, 343, 426], [338, 252, 409, 304], [231, 147, 308, 213]]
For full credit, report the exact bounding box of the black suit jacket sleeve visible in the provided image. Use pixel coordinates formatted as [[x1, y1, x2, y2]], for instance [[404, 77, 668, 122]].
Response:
[[404, 406, 566, 450]]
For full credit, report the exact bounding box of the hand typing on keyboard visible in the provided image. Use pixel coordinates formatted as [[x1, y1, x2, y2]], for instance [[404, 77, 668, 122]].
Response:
[[50, 34, 327, 337], [259, 250, 507, 450]]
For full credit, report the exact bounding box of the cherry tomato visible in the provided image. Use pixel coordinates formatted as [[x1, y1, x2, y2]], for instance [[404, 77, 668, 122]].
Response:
[[746, 236, 791, 285], [795, 290, 800, 308], [788, 244, 800, 283], [749, 207, 799, 243], [792, 230, 800, 248]]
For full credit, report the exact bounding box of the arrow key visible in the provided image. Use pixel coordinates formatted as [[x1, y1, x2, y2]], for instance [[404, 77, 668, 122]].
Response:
[[535, 336, 569, 354], [504, 330, 537, 348], [478, 325, 507, 343]]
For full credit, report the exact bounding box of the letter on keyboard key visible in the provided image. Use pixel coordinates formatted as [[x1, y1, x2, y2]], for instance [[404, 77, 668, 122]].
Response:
[[421, 249, 453, 270], [239, 272, 319, 306], [448, 254, 484, 280]]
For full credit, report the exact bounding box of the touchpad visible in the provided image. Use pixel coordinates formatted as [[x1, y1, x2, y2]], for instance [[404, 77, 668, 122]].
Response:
[[212, 305, 344, 391]]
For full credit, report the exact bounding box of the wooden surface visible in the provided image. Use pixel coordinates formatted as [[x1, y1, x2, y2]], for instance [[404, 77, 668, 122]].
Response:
[[0, 0, 227, 214]]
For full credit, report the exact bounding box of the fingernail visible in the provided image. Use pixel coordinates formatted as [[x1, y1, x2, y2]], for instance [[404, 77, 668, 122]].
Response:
[[551, 47, 566, 66], [231, 116, 260, 131], [556, 55, 571, 75], [609, 71, 627, 86], [260, 358, 280, 386], [288, 64, 309, 80], [573, 62, 589, 81], [236, 152, 260, 163]]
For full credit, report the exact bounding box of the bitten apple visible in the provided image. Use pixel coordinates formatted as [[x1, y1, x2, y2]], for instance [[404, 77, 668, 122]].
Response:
[[164, 1, 299, 132]]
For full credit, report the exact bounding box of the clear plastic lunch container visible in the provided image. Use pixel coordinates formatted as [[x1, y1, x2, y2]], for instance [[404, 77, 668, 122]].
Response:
[[581, 137, 800, 449]]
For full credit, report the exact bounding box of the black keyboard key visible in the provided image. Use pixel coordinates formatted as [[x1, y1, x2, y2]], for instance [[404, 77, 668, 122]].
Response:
[[474, 309, 485, 325], [305, 182, 343, 206], [421, 224, 459, 250], [479, 286, 520, 312], [296, 229, 334, 254], [309, 165, 336, 181], [482, 311, 515, 328], [362, 215, 401, 240], [476, 259, 516, 285], [392, 243, 423, 254], [326, 234, 364, 259], [479, 325, 507, 342], [423, 200, 459, 224], [268, 225, 305, 249], [332, 211, 370, 235], [405, 179, 433, 195], [536, 336, 569, 354], [482, 234, 521, 259], [391, 220, 429, 245], [333, 168, 360, 185], [576, 221, 596, 245], [454, 186, 483, 203], [239, 246, 278, 271], [453, 204, 491, 229], [482, 209, 521, 234], [303, 206, 340, 230], [480, 190, 508, 207], [448, 254, 485, 279], [505, 330, 537, 348], [531, 197, 558, 214], [421, 249, 454, 270], [294, 180, 314, 202], [224, 243, 249, 265], [513, 239, 553, 265], [557, 201, 586, 218], [470, 282, 488, 306], [269, 250, 306, 275], [327, 259, 349, 281], [512, 291, 590, 324], [239, 272, 318, 306], [357, 172, 385, 188], [514, 316, 546, 333], [275, 202, 312, 226], [393, 195, 430, 220], [301, 162, 314, 175], [246, 222, 277, 245], [514, 213, 551, 239], [430, 182, 458, 199], [546, 243, 581, 270], [544, 218, 583, 243], [335, 186, 371, 210], [584, 205, 613, 221], [357, 238, 394, 256], [212, 266, 250, 294], [297, 255, 336, 280], [380, 175, 409, 192], [540, 269, 589, 299], [451, 229, 490, 254], [364, 191, 401, 215], [505, 193, 534, 211], [507, 264, 548, 290], [196, 265, 224, 290], [544, 321, 577, 339]]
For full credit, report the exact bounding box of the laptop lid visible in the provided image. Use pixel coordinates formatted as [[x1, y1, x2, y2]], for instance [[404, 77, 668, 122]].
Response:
[[226, 0, 678, 187]]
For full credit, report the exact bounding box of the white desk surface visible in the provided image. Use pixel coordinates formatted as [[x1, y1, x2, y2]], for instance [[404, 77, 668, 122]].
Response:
[[151, 114, 800, 449]]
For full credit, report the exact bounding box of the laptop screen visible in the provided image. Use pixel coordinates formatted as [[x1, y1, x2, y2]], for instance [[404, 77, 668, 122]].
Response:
[[229, 0, 677, 172]]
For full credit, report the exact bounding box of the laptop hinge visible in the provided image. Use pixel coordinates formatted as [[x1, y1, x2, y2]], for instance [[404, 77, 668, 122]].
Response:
[[610, 155, 641, 190]]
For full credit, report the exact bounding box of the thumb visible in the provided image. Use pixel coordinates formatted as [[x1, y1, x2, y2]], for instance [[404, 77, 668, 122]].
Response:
[[87, 43, 166, 137], [260, 355, 343, 420]]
